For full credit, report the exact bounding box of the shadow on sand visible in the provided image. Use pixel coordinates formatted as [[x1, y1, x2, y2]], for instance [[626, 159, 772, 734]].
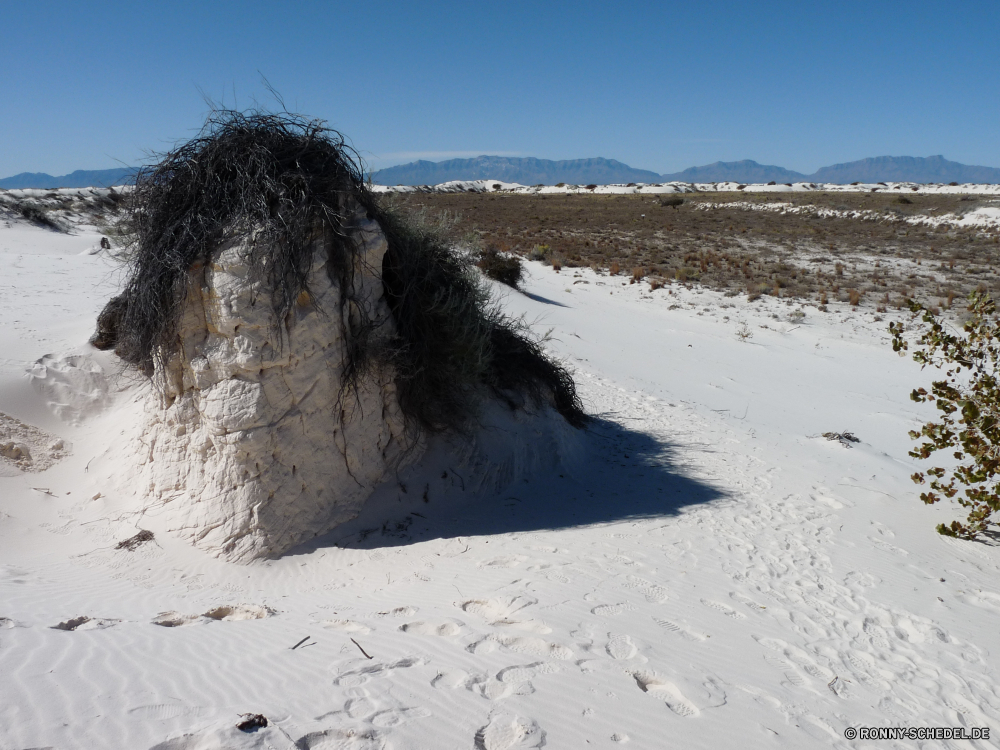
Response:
[[519, 289, 570, 308], [290, 415, 725, 554]]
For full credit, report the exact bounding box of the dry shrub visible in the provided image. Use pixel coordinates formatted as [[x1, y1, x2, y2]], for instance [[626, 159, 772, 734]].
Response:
[[17, 204, 64, 231], [551, 256, 562, 272], [631, 267, 645, 282], [528, 244, 550, 261], [849, 288, 861, 307], [477, 247, 524, 288], [649, 279, 664, 291], [92, 109, 586, 433], [609, 260, 620, 276]]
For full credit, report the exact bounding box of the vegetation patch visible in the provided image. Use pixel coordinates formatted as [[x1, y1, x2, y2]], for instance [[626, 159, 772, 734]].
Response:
[[92, 110, 585, 433]]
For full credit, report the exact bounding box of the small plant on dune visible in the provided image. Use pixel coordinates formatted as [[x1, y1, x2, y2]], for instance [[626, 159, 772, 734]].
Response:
[[477, 246, 524, 288], [890, 292, 1000, 539], [735, 320, 754, 342], [17, 204, 63, 231], [609, 261, 620, 276], [528, 244, 550, 261]]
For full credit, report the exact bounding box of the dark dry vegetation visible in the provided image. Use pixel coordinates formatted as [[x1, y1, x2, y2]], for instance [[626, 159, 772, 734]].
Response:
[[395, 191, 1000, 313], [0, 189, 124, 232], [90, 111, 585, 433]]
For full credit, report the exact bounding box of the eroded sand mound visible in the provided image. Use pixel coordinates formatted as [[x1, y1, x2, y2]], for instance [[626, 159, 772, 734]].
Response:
[[0, 412, 69, 474]]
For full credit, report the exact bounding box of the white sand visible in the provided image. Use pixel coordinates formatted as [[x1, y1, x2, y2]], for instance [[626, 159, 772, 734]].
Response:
[[372, 178, 1000, 196], [1, 211, 999, 749]]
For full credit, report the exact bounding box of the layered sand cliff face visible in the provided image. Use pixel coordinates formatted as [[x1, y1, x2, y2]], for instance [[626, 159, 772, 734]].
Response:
[[128, 210, 416, 561]]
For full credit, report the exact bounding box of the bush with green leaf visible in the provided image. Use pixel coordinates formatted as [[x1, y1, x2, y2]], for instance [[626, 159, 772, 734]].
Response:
[[889, 292, 1000, 538]]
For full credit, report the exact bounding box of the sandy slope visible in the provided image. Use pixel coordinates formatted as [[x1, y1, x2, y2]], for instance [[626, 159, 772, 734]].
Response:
[[1, 216, 999, 749]]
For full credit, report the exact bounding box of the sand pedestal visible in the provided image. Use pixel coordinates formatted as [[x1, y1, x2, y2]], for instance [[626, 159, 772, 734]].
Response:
[[129, 213, 415, 561]]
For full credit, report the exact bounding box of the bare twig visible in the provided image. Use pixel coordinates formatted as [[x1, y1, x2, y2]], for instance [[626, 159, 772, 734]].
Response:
[[350, 637, 372, 659]]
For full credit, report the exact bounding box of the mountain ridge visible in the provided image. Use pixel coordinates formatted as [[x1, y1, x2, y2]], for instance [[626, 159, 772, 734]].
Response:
[[373, 155, 1000, 186], [6, 156, 1000, 189], [0, 167, 135, 190]]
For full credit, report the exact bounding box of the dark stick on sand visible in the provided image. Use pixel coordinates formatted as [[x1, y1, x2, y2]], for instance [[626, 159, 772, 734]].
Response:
[[350, 637, 373, 659]]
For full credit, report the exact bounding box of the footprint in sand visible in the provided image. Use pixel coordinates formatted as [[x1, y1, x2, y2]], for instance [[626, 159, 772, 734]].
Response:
[[475, 712, 545, 750], [399, 620, 465, 637], [868, 536, 908, 556], [632, 672, 699, 717], [51, 616, 119, 631], [152, 612, 203, 628], [763, 655, 806, 687], [877, 696, 918, 721], [203, 604, 275, 621], [345, 695, 377, 719], [322, 619, 371, 635], [367, 606, 418, 619], [606, 633, 638, 660], [27, 353, 112, 425], [334, 657, 424, 687], [653, 618, 707, 642], [153, 605, 274, 627], [127, 704, 207, 720], [432, 669, 476, 690], [623, 576, 668, 603], [460, 597, 550, 634], [468, 634, 573, 660], [297, 726, 388, 749], [844, 570, 880, 588], [477, 555, 527, 569], [700, 600, 746, 619], [729, 592, 767, 612], [754, 638, 835, 684], [370, 707, 431, 728], [591, 603, 635, 617], [497, 662, 561, 685]]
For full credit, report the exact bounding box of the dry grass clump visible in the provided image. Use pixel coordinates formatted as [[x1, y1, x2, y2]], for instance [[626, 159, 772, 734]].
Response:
[[477, 246, 524, 288], [17, 203, 64, 231], [92, 109, 585, 433]]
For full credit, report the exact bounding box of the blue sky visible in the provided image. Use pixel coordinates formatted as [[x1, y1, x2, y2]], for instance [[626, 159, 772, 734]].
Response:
[[2, 1, 997, 177]]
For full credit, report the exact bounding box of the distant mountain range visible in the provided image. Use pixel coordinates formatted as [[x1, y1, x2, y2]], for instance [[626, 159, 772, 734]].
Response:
[[5, 156, 1000, 189], [372, 156, 662, 187], [0, 167, 135, 190], [373, 155, 1000, 186]]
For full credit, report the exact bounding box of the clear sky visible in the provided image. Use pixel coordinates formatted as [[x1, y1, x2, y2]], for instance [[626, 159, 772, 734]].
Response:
[[2, 0, 998, 178]]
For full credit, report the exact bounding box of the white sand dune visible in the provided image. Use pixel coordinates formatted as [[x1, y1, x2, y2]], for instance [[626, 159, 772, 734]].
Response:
[[1, 210, 999, 749], [372, 178, 1000, 196]]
